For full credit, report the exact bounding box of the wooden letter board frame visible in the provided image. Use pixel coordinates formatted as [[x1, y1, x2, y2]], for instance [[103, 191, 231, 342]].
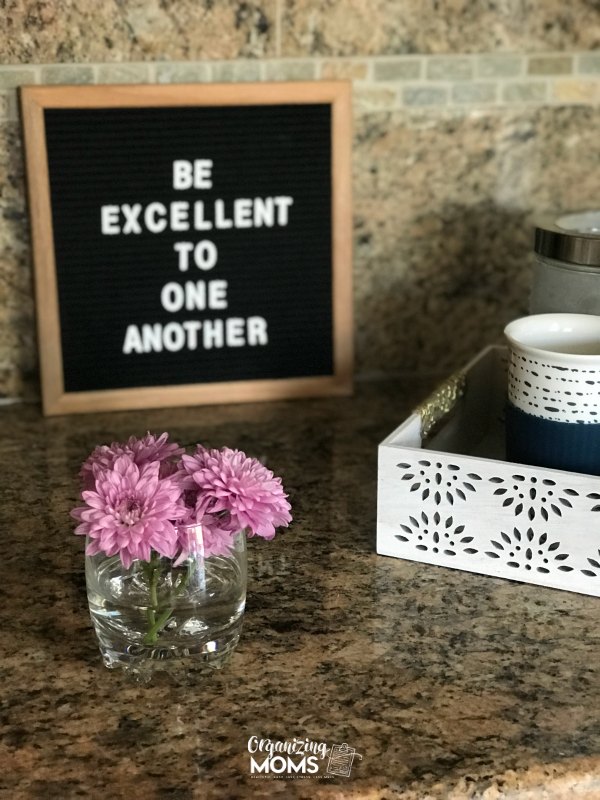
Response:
[[20, 82, 353, 415]]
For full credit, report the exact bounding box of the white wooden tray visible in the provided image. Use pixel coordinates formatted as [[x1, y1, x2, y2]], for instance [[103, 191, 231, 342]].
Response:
[[377, 345, 600, 597]]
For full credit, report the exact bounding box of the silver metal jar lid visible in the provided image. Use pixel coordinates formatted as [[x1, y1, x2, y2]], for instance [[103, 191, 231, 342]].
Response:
[[535, 211, 600, 267]]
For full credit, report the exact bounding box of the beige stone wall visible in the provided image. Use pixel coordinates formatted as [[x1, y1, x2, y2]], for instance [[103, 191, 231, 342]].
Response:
[[1, 2, 600, 400]]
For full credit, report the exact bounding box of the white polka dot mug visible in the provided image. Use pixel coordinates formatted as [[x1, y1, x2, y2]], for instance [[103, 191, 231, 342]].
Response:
[[504, 313, 600, 475]]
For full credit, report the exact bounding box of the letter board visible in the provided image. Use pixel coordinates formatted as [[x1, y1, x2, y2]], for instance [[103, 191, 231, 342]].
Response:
[[20, 82, 353, 415]]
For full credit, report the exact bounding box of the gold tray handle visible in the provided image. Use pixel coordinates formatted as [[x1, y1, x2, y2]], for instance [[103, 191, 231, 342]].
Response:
[[414, 371, 466, 440]]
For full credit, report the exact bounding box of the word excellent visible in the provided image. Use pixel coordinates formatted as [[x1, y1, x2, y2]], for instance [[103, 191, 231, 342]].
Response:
[[101, 160, 294, 355]]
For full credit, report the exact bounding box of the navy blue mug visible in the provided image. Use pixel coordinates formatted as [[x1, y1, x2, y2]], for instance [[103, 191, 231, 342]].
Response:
[[504, 314, 600, 475]]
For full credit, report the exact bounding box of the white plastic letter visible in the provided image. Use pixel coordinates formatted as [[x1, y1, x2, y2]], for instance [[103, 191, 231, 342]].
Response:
[[163, 322, 186, 352], [182, 320, 201, 349], [208, 280, 228, 310], [173, 160, 193, 190], [184, 281, 207, 311], [160, 282, 185, 313], [174, 242, 194, 272], [121, 204, 142, 235], [194, 159, 213, 189], [274, 196, 293, 226], [226, 318, 245, 347], [122, 324, 143, 353], [193, 240, 218, 271], [193, 201, 213, 231], [142, 324, 163, 352], [170, 201, 190, 232], [144, 202, 167, 233], [202, 319, 224, 349], [247, 316, 268, 346], [101, 205, 120, 235], [214, 199, 233, 229], [253, 197, 274, 228], [234, 198, 252, 228]]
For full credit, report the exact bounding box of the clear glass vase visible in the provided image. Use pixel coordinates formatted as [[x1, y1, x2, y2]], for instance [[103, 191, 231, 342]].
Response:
[[85, 525, 246, 681]]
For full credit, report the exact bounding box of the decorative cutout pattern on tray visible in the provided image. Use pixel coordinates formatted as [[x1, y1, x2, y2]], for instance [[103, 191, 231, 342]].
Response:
[[489, 475, 578, 520], [396, 512, 477, 557], [388, 455, 600, 593], [484, 528, 573, 574], [398, 460, 481, 505]]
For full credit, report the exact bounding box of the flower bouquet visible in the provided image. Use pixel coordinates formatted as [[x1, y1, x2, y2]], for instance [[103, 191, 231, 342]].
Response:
[[72, 433, 291, 679]]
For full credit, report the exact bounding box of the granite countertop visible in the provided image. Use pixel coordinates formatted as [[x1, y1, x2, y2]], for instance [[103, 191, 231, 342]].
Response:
[[1, 380, 600, 799]]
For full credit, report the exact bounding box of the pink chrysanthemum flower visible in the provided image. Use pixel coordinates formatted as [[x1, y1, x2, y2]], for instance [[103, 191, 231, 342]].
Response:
[[71, 455, 186, 568], [79, 432, 183, 490], [177, 447, 217, 511], [180, 446, 292, 539]]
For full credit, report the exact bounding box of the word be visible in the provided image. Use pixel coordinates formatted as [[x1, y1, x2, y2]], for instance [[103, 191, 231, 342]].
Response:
[[173, 159, 213, 190]]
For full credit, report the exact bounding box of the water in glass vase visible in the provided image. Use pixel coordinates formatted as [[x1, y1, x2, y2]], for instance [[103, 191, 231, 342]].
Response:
[[85, 530, 247, 680]]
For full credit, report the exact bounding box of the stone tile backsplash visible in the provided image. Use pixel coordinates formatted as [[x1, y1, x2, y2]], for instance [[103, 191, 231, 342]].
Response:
[[0, 1, 599, 401]]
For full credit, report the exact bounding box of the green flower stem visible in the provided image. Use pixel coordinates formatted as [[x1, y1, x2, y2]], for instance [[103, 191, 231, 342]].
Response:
[[144, 605, 175, 644], [142, 553, 161, 644], [142, 553, 192, 646]]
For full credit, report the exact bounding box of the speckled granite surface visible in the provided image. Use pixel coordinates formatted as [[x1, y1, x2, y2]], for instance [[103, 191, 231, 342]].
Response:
[[0, 120, 34, 400], [352, 104, 600, 378], [2, 0, 596, 63], [2, 384, 600, 798], [0, 0, 276, 62], [281, 0, 600, 56]]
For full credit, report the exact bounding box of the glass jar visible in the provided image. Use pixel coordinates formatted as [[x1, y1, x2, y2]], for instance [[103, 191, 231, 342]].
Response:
[[85, 524, 247, 682], [530, 211, 600, 315]]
